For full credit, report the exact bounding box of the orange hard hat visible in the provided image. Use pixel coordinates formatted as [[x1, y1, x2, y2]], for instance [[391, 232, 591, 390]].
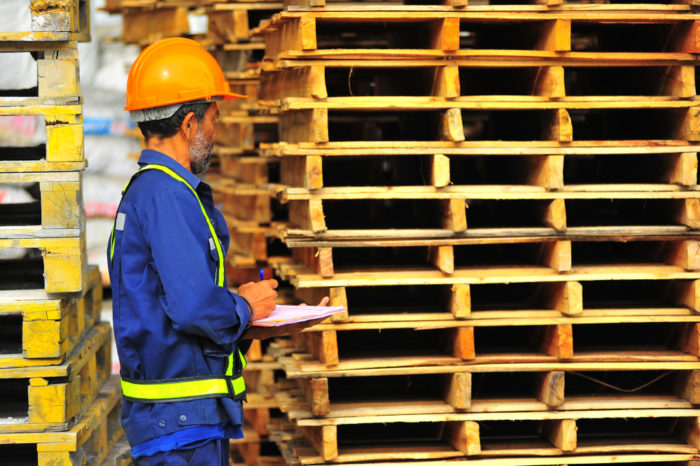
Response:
[[125, 37, 244, 112]]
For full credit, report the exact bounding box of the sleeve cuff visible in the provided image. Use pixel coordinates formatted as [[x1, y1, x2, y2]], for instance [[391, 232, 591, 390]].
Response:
[[239, 295, 255, 328]]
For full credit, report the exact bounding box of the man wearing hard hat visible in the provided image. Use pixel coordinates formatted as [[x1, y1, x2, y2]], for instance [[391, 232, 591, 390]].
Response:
[[108, 38, 294, 465]]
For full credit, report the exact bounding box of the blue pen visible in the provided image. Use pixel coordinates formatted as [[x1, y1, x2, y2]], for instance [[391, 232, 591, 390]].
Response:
[[259, 268, 265, 281]]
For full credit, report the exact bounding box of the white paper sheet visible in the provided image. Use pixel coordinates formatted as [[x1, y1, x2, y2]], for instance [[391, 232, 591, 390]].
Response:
[[252, 305, 345, 327]]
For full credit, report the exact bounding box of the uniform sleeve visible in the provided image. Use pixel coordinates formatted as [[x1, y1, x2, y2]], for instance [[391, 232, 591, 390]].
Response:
[[143, 184, 251, 354]]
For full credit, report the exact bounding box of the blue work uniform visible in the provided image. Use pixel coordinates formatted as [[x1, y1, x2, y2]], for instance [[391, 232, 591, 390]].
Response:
[[107, 149, 252, 459]]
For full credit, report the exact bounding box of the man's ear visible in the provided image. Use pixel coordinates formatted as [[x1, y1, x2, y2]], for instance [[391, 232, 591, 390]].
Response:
[[180, 112, 199, 140]]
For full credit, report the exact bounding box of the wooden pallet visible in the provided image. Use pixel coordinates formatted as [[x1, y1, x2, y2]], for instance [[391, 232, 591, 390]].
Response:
[[256, 9, 700, 62], [0, 43, 84, 172], [272, 105, 700, 145], [279, 438, 700, 466], [215, 114, 279, 154], [114, 1, 280, 45], [0, 375, 124, 465], [261, 61, 698, 102], [279, 193, 700, 238], [276, 408, 700, 463], [289, 318, 700, 370], [218, 155, 275, 185], [0, 236, 87, 293], [0, 264, 101, 366], [212, 178, 275, 224], [0, 0, 90, 42], [286, 271, 700, 325], [283, 0, 700, 8], [0, 171, 84, 233], [262, 150, 698, 195], [287, 238, 700, 277], [207, 3, 283, 44], [0, 322, 112, 433], [276, 368, 700, 418]]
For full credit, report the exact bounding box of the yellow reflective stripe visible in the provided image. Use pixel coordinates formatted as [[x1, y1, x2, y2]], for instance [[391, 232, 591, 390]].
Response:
[[109, 177, 138, 262], [239, 349, 247, 370], [225, 350, 246, 376], [226, 353, 233, 377], [231, 375, 245, 396], [121, 376, 245, 400]]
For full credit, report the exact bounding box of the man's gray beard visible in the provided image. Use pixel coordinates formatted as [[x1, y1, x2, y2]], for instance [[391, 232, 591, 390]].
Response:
[[190, 129, 213, 175]]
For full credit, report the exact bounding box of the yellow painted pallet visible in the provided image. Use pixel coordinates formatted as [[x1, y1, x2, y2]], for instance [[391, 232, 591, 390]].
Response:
[[0, 0, 90, 42], [0, 171, 84, 233], [0, 236, 87, 293], [0, 322, 112, 433], [0, 43, 84, 172], [0, 375, 124, 466], [0, 265, 101, 366]]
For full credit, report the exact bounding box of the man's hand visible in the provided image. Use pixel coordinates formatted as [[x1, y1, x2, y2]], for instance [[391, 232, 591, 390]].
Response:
[[242, 296, 329, 340], [237, 279, 279, 321]]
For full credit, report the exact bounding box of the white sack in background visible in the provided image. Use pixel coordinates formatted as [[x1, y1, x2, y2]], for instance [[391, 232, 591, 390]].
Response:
[[0, 183, 33, 260], [0, 116, 46, 147], [0, 1, 36, 90], [0, 184, 34, 204], [83, 173, 128, 218], [84, 135, 140, 177]]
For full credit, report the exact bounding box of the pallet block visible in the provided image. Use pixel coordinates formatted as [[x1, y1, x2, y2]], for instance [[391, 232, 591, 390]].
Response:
[[0, 265, 101, 366], [0, 375, 124, 465], [0, 323, 112, 433]]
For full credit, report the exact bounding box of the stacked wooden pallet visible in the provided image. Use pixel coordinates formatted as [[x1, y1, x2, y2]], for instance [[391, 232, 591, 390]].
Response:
[[254, 1, 700, 464], [0, 2, 126, 465]]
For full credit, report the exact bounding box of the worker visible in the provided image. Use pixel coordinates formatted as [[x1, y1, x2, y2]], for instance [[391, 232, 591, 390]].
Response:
[[107, 38, 326, 465]]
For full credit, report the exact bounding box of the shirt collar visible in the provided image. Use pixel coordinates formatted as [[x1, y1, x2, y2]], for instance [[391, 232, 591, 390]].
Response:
[[137, 149, 202, 189]]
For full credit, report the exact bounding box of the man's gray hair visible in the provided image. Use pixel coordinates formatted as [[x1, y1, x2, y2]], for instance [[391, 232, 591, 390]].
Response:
[[129, 98, 221, 123]]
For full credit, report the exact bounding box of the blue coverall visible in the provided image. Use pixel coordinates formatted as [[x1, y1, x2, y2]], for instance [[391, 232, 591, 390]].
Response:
[[108, 149, 252, 462]]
